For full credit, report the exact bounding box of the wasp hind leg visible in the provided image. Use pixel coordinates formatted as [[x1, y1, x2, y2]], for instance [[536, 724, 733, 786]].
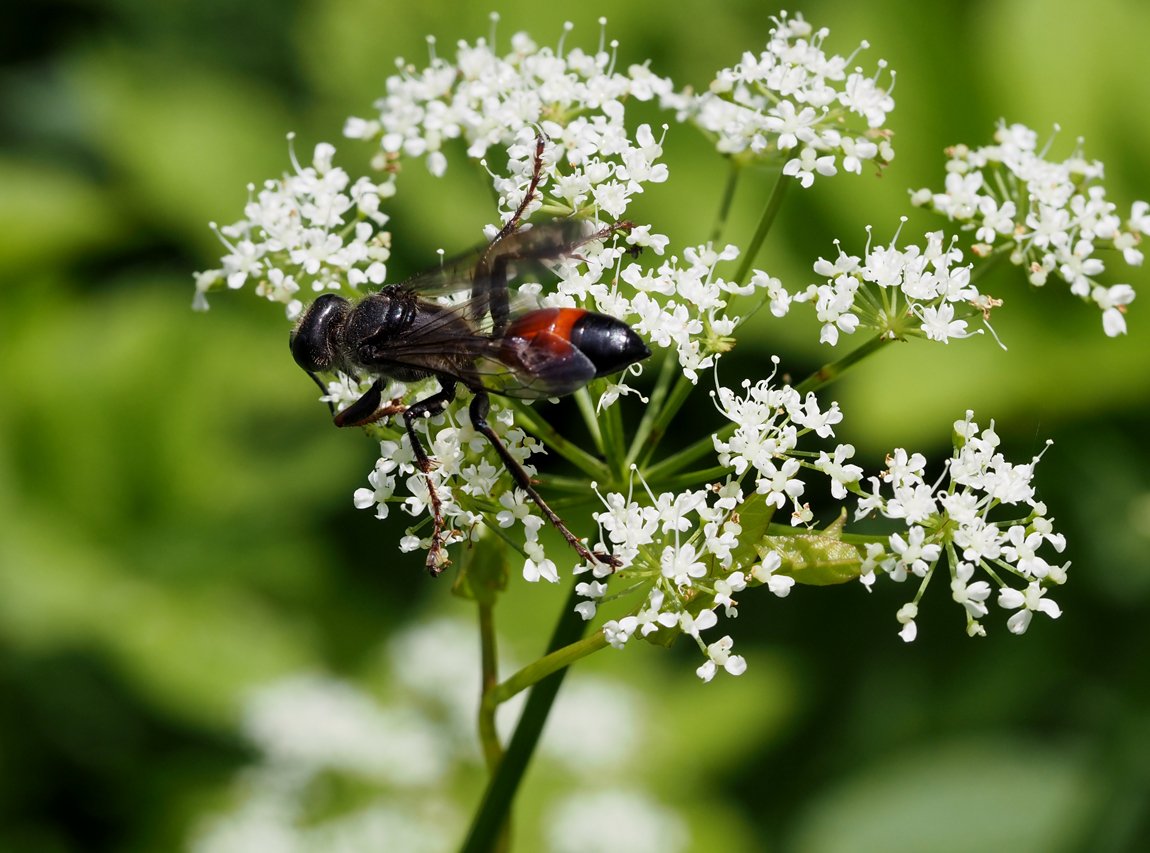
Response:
[[468, 391, 620, 570]]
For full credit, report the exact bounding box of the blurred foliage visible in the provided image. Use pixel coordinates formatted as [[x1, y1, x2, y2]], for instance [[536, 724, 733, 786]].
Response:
[[2, 0, 1149, 850]]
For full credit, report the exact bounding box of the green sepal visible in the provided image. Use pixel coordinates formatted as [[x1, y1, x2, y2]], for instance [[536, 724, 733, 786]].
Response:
[[452, 534, 509, 604]]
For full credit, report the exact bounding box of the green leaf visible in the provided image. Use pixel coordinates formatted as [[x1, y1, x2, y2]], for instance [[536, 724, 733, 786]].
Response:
[[759, 512, 864, 586], [729, 491, 776, 569]]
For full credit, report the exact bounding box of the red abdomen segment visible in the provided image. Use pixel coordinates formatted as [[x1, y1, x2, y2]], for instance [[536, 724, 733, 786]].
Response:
[[499, 308, 650, 397]]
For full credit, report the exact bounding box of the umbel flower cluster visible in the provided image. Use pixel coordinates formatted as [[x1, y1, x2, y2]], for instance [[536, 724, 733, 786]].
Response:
[[195, 14, 1136, 680]]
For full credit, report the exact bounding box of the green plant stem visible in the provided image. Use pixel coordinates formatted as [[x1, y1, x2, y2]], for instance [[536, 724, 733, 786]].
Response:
[[477, 601, 503, 773], [624, 352, 678, 470], [599, 384, 627, 479], [711, 158, 743, 242], [644, 422, 736, 483], [732, 171, 789, 286], [573, 387, 605, 456], [794, 333, 891, 395], [634, 374, 698, 470], [653, 465, 731, 492], [508, 400, 612, 482], [461, 581, 599, 853]]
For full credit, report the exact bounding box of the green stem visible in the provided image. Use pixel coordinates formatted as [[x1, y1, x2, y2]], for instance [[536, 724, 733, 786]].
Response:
[[794, 333, 892, 395], [644, 422, 735, 483], [508, 400, 612, 482], [652, 465, 731, 492], [477, 601, 503, 773], [635, 374, 698, 470], [573, 387, 605, 457], [711, 158, 743, 242], [461, 580, 597, 853], [624, 352, 678, 470], [732, 172, 790, 286], [599, 384, 627, 480], [485, 630, 608, 708]]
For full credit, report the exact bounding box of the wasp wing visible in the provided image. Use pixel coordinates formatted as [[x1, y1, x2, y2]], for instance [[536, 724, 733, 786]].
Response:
[[354, 298, 598, 401], [398, 219, 594, 296]]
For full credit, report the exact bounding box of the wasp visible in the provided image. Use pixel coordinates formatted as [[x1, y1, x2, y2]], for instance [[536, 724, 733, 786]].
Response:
[[290, 139, 650, 575]]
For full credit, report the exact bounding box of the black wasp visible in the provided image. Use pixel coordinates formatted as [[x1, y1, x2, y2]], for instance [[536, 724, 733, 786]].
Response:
[[290, 138, 650, 575]]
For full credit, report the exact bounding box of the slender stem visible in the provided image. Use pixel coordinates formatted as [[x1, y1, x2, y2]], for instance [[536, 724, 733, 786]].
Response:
[[485, 631, 608, 708], [600, 387, 627, 480], [477, 602, 503, 773], [636, 374, 698, 470], [652, 465, 731, 492], [508, 400, 612, 482], [794, 333, 891, 395], [732, 172, 790, 286], [711, 158, 743, 242], [624, 352, 677, 470], [461, 580, 594, 853], [573, 387, 605, 456], [644, 422, 735, 483]]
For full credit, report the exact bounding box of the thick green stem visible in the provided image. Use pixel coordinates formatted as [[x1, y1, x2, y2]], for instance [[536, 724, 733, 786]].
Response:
[[794, 333, 891, 395], [477, 602, 502, 774], [461, 580, 596, 853], [732, 172, 790, 286]]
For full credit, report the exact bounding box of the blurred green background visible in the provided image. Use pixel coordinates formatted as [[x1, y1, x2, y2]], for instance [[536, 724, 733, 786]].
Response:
[[3, 0, 1149, 850]]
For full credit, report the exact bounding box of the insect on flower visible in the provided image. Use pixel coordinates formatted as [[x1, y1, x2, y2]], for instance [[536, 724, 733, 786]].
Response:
[[290, 138, 650, 575]]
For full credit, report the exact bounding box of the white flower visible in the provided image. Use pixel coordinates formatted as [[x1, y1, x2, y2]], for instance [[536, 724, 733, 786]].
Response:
[[896, 602, 918, 642], [998, 582, 1062, 635], [696, 635, 747, 682]]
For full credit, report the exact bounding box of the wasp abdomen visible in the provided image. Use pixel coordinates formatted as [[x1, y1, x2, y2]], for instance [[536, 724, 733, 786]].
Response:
[[502, 308, 649, 383], [567, 310, 650, 377]]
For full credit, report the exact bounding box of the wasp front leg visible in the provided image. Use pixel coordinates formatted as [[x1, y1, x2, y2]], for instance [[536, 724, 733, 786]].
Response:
[[468, 391, 620, 570]]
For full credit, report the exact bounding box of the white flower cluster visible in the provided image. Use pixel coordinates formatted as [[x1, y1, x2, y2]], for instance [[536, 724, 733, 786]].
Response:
[[590, 382, 1070, 675], [854, 412, 1067, 641], [591, 477, 794, 683], [351, 400, 563, 578], [344, 23, 674, 224], [671, 11, 895, 186], [788, 225, 986, 346], [194, 140, 393, 318], [713, 360, 847, 516], [912, 121, 1142, 336], [545, 240, 782, 386], [590, 363, 853, 681]]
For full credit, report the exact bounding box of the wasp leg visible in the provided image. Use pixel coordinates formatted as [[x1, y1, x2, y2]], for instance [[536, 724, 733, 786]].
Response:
[[473, 134, 549, 335], [403, 381, 459, 576], [468, 391, 620, 570], [332, 379, 385, 427], [494, 133, 548, 243]]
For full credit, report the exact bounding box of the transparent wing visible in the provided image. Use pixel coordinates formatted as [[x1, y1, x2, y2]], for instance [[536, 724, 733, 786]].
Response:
[[354, 298, 598, 400]]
